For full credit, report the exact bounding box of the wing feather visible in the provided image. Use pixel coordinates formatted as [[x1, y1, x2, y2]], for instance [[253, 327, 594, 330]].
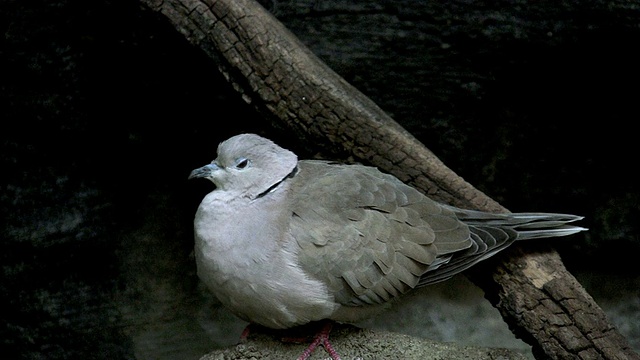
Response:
[[289, 161, 472, 306]]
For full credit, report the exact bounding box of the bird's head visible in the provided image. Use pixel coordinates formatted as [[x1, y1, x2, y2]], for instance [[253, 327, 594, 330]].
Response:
[[189, 133, 298, 199]]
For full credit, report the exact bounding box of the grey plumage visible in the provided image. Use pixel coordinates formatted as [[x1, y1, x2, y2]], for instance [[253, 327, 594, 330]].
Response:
[[189, 133, 586, 329]]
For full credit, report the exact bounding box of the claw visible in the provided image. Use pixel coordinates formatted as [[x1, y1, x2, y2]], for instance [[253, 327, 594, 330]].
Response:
[[296, 321, 341, 360]]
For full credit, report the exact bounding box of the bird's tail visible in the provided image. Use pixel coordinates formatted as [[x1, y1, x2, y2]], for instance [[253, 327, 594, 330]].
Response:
[[445, 206, 588, 241], [417, 206, 586, 287]]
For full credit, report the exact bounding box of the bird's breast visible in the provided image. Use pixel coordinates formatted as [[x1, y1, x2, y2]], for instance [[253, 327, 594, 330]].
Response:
[[193, 194, 336, 328]]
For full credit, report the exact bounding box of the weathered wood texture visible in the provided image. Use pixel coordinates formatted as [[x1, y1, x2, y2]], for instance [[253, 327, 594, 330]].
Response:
[[142, 0, 496, 211], [138, 0, 639, 359]]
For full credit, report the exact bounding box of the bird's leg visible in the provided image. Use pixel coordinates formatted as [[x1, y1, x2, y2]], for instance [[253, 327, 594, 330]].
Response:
[[239, 323, 252, 342], [240, 321, 342, 360], [296, 321, 341, 360]]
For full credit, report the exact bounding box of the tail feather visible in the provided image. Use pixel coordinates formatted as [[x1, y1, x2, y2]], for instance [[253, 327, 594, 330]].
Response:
[[443, 206, 587, 240], [516, 225, 588, 240], [417, 207, 587, 288], [516, 219, 582, 229]]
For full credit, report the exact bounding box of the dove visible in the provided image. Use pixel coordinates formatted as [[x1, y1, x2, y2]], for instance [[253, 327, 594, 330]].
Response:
[[188, 133, 586, 360]]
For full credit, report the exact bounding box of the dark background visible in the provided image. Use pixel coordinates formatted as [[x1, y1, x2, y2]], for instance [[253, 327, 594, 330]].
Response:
[[2, 0, 639, 358]]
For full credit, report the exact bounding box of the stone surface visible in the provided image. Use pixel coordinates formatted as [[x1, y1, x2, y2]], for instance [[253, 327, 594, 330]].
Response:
[[199, 324, 531, 360]]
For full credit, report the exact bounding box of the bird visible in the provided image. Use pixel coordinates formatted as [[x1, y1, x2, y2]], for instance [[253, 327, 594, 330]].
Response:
[[188, 133, 586, 360]]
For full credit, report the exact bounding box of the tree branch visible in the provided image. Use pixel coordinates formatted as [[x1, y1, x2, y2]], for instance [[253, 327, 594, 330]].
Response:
[[139, 0, 639, 358]]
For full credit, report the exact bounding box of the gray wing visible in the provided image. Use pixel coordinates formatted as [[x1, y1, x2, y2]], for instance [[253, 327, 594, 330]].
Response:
[[288, 161, 472, 306]]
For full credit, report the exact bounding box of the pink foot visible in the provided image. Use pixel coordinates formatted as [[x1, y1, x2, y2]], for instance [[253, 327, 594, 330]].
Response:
[[296, 321, 341, 360], [239, 323, 252, 342]]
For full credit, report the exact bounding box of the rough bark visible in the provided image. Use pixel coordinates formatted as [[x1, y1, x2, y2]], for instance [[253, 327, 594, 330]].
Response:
[[138, 0, 639, 359]]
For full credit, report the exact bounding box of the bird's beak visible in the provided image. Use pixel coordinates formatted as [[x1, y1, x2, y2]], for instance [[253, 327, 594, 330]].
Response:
[[188, 163, 220, 180]]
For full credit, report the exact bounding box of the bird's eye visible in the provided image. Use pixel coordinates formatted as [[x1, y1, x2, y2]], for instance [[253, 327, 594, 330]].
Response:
[[235, 158, 250, 169]]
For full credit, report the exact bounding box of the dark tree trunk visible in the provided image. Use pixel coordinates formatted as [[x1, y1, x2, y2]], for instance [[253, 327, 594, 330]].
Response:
[[138, 0, 639, 358]]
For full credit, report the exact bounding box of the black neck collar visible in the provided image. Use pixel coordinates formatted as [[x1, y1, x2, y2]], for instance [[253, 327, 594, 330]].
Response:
[[254, 166, 299, 199]]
